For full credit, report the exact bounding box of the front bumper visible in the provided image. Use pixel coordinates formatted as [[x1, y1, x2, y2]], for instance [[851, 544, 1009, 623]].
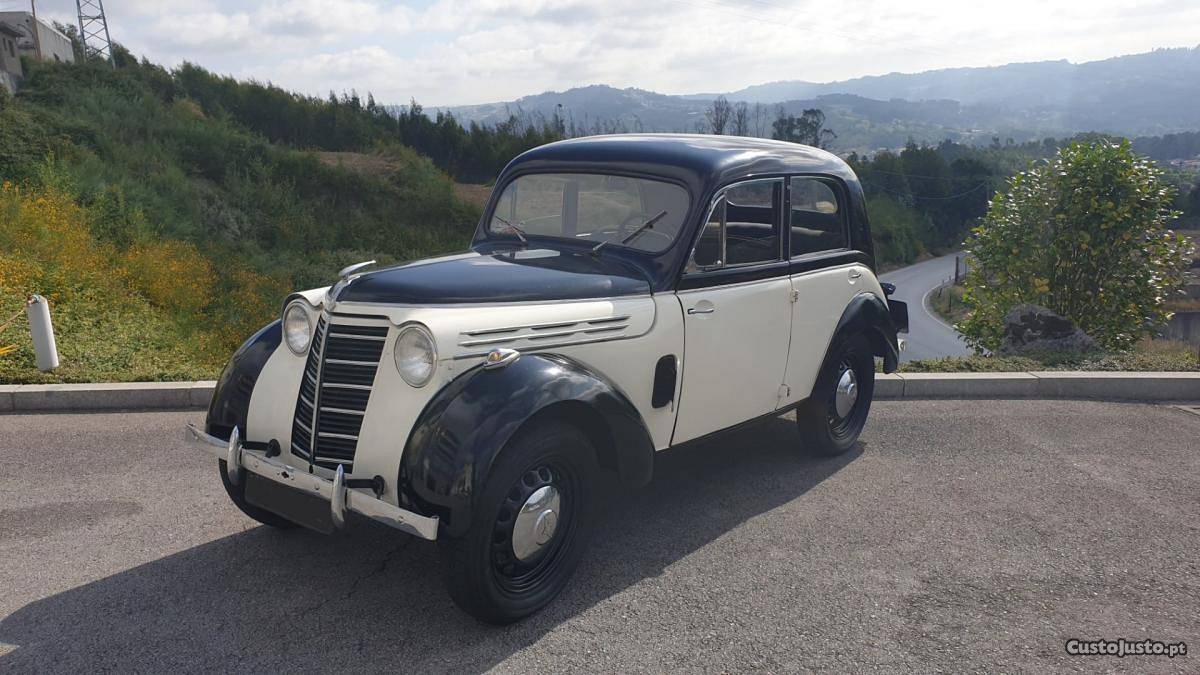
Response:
[[184, 423, 439, 540]]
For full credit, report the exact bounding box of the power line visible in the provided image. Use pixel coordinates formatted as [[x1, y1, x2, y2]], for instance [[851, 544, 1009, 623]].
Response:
[[862, 180, 991, 200]]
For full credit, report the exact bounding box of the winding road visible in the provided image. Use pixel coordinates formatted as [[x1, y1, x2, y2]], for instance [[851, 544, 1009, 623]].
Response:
[[880, 253, 973, 362]]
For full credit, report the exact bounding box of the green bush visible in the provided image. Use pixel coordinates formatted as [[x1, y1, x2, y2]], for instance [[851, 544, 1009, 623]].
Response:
[[960, 140, 1195, 351]]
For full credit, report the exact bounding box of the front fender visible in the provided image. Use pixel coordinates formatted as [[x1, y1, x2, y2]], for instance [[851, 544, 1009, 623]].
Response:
[[400, 353, 654, 537], [205, 320, 281, 441]]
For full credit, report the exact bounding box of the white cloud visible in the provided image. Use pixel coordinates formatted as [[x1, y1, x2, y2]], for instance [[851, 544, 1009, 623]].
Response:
[[22, 0, 1200, 105]]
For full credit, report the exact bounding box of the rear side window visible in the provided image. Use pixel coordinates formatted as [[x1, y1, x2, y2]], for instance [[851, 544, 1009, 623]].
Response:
[[789, 176, 847, 257]]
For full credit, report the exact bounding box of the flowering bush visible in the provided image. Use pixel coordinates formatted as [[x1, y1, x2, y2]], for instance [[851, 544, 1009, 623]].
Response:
[[960, 140, 1195, 351]]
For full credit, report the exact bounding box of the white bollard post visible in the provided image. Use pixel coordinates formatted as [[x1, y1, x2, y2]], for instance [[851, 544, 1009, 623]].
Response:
[[26, 294, 59, 372]]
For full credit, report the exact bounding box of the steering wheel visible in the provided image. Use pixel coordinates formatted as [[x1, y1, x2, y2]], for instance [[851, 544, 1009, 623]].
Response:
[[623, 228, 674, 250]]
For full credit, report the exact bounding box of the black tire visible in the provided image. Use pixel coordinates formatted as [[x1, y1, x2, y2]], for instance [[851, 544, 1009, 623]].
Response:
[[439, 420, 600, 624], [796, 333, 875, 456], [218, 460, 298, 529]]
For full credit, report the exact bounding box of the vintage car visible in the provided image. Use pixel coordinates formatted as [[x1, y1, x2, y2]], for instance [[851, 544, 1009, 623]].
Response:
[[185, 134, 908, 623]]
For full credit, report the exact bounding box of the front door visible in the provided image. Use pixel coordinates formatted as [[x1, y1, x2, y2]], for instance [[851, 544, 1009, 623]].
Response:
[[673, 178, 794, 444]]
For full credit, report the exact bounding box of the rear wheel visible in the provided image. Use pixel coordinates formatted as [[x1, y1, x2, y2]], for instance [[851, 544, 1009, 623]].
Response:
[[218, 460, 297, 529], [439, 420, 600, 624], [796, 333, 875, 456]]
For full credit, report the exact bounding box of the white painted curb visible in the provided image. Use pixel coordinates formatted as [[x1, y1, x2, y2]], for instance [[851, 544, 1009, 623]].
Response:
[[1, 372, 1197, 413], [1, 381, 217, 413], [875, 371, 1200, 400]]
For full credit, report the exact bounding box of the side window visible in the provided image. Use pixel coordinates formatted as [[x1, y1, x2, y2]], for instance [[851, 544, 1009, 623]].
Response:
[[688, 178, 783, 271], [789, 176, 847, 257]]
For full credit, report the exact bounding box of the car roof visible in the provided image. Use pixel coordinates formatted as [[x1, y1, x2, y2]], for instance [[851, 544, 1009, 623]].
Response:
[[507, 133, 855, 183]]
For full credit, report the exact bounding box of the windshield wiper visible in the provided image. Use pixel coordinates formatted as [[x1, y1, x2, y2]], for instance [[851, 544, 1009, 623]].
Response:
[[591, 210, 669, 254], [493, 216, 528, 246]]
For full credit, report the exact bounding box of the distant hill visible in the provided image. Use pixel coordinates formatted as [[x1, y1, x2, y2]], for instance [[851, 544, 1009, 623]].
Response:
[[443, 47, 1200, 153]]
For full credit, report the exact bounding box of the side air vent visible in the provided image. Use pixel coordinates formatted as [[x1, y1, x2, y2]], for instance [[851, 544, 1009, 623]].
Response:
[[457, 315, 631, 356]]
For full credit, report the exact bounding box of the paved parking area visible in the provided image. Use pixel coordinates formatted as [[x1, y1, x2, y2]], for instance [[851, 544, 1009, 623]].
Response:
[[1, 400, 1198, 673]]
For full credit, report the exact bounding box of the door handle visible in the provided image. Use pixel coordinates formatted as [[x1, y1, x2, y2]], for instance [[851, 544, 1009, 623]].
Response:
[[687, 306, 715, 315], [848, 269, 862, 279]]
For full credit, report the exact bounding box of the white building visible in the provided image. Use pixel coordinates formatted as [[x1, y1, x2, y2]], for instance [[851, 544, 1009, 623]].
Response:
[[0, 12, 76, 65], [0, 21, 23, 94]]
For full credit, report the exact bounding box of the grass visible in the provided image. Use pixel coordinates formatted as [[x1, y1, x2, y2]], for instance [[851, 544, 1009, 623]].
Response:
[[928, 281, 969, 325], [898, 339, 1200, 373], [0, 59, 479, 385]]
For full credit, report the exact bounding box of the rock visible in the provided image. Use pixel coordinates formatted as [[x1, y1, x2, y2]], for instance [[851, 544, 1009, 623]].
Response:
[[998, 304, 1100, 355]]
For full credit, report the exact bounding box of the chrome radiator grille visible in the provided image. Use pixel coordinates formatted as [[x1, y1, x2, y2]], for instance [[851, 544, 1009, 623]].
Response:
[[290, 316, 388, 471]]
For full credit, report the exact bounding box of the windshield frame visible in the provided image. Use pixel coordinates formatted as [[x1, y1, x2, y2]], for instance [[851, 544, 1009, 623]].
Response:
[[480, 169, 695, 256]]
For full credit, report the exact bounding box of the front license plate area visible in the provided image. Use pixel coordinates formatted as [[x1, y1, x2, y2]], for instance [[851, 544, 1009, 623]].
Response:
[[244, 472, 336, 534]]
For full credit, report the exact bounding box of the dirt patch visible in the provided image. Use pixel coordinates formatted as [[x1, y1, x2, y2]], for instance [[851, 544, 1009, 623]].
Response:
[[314, 151, 492, 209], [452, 183, 492, 209], [313, 151, 399, 175]]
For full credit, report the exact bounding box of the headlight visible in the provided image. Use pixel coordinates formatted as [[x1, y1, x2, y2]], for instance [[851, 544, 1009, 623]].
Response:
[[394, 324, 436, 387], [283, 301, 312, 355]]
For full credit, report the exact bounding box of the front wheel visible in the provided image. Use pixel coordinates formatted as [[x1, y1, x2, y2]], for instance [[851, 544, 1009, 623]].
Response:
[[439, 420, 600, 624], [795, 333, 875, 456]]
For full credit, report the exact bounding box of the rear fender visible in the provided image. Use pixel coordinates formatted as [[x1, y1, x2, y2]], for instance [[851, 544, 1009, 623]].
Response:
[[820, 292, 901, 378]]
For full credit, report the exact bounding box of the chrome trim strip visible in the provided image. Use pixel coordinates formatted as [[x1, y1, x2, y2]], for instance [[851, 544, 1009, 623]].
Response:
[[307, 315, 329, 473], [461, 314, 632, 337], [322, 382, 373, 391], [324, 358, 379, 367], [458, 323, 628, 347], [325, 332, 387, 341], [185, 423, 438, 540], [318, 431, 358, 441], [315, 456, 353, 465], [454, 332, 638, 360], [319, 406, 364, 416]]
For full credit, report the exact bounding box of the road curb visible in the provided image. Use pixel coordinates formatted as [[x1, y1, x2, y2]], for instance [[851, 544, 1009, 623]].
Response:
[[875, 371, 1200, 401], [1, 372, 1197, 413], [4, 381, 218, 413]]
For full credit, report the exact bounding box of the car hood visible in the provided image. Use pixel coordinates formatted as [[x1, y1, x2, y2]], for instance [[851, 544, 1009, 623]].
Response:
[[333, 248, 652, 304]]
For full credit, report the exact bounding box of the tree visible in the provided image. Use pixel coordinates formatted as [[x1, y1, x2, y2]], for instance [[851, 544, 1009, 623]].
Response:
[[752, 102, 768, 137], [731, 101, 749, 136], [704, 96, 732, 135], [959, 140, 1195, 351], [771, 107, 835, 148]]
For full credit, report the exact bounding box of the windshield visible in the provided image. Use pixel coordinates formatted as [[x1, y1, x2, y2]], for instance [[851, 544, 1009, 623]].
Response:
[[487, 173, 690, 253]]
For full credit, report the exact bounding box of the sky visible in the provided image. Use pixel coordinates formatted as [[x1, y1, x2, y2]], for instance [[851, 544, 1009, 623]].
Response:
[[7, 0, 1200, 106]]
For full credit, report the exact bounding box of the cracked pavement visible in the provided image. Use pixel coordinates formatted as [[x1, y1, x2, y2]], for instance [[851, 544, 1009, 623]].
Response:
[[2, 401, 1198, 672]]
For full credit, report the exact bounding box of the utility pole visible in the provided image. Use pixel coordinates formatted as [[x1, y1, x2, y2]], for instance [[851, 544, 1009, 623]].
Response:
[[29, 0, 42, 60], [75, 0, 114, 66]]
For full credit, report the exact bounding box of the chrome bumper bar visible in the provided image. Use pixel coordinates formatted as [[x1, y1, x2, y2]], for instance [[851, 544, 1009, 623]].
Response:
[[184, 423, 438, 540]]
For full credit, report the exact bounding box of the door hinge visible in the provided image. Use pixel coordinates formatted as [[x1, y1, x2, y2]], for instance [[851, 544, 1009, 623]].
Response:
[[789, 289, 799, 303], [777, 384, 791, 400]]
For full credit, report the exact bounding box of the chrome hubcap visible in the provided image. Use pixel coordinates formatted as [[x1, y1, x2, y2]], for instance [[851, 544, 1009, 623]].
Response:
[[834, 366, 858, 419], [511, 485, 561, 562]]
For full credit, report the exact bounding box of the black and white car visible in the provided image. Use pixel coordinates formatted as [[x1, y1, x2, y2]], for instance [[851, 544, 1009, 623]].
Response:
[[186, 134, 909, 623]]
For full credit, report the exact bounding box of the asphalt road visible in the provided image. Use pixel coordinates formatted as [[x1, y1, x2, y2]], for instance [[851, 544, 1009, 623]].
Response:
[[881, 253, 974, 362], [3, 402, 1199, 673]]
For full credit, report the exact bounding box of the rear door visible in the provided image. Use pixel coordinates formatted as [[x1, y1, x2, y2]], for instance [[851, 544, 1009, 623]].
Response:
[[781, 175, 870, 402], [673, 178, 794, 444]]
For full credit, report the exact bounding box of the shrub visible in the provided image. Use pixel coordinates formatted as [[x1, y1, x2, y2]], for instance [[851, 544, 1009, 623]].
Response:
[[960, 140, 1195, 351]]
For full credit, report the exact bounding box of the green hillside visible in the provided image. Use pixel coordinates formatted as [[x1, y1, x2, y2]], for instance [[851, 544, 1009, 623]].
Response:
[[0, 56, 481, 383]]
